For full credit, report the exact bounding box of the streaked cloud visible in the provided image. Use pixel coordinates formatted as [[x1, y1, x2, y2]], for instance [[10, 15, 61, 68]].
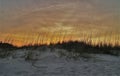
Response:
[[0, 0, 120, 46]]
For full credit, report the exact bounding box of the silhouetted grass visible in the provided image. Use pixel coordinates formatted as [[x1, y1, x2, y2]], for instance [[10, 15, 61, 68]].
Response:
[[0, 41, 120, 58], [50, 41, 120, 56], [0, 42, 17, 58]]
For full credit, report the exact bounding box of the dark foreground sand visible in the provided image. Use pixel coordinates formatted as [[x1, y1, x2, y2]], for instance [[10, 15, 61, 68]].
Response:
[[0, 49, 120, 76]]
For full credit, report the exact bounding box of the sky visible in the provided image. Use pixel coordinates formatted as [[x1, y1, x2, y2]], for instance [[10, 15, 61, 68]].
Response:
[[0, 0, 120, 46]]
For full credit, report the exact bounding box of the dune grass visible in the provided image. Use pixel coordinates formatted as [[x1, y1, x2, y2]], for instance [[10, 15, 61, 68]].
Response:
[[0, 41, 120, 59]]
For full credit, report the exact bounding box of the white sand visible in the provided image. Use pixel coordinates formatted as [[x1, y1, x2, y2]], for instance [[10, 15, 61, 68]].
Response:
[[0, 48, 120, 76]]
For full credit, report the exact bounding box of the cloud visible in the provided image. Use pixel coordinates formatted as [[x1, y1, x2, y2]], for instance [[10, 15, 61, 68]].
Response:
[[0, 0, 120, 35]]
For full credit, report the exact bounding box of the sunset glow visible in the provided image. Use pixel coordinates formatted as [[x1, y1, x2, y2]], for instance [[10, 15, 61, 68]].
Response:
[[0, 0, 120, 47]]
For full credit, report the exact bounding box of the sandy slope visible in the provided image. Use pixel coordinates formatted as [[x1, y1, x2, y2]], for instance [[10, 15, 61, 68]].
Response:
[[0, 48, 120, 76]]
